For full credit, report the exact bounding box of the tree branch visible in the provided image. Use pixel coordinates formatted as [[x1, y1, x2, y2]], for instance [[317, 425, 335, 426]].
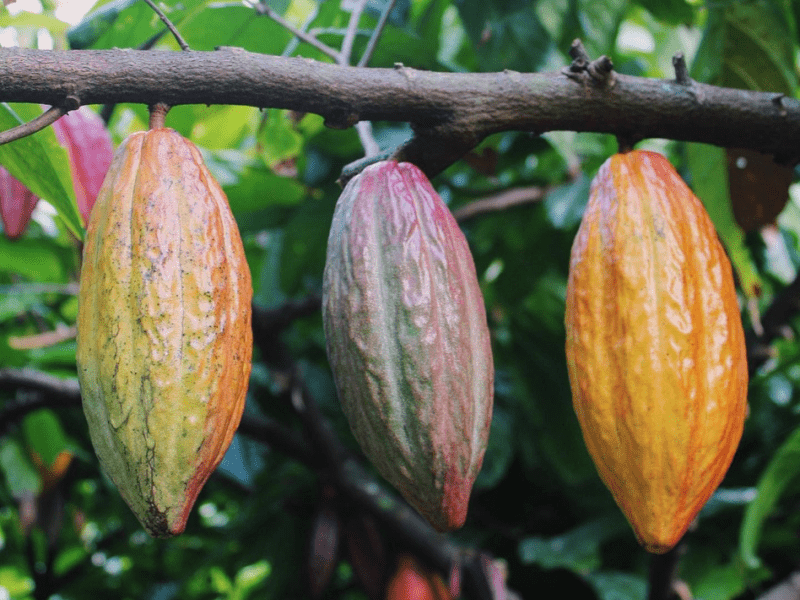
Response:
[[0, 48, 797, 177]]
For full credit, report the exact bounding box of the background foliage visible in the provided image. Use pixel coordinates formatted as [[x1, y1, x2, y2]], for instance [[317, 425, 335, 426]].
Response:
[[1, 0, 800, 599]]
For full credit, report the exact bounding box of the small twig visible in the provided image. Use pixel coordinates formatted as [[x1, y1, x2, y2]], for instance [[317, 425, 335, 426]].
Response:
[[672, 52, 690, 85], [281, 4, 320, 57], [0, 101, 74, 146], [253, 1, 341, 62], [142, 0, 190, 51], [339, 0, 370, 66], [357, 0, 397, 68]]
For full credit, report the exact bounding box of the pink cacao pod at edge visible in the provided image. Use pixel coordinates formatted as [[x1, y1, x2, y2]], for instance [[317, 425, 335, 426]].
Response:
[[322, 161, 494, 531], [0, 166, 39, 239]]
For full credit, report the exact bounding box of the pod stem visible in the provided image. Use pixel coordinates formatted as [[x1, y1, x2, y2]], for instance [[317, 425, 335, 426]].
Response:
[[149, 103, 171, 130]]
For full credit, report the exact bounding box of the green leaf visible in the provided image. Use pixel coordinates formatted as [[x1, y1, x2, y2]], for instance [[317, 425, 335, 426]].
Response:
[[518, 514, 630, 571], [632, 0, 693, 26], [692, 0, 797, 95], [0, 237, 68, 282], [0, 104, 82, 240], [685, 143, 762, 298], [21, 409, 69, 469], [585, 572, 648, 600], [740, 426, 800, 569], [456, 0, 554, 72], [0, 566, 34, 598], [474, 405, 514, 490], [66, 0, 139, 49], [0, 438, 41, 498]]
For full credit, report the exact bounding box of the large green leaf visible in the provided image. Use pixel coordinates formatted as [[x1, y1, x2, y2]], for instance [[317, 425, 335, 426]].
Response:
[[692, 0, 797, 94], [0, 104, 82, 240], [740, 426, 800, 569]]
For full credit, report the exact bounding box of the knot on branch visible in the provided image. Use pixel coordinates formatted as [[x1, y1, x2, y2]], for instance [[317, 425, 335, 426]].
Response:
[[562, 39, 615, 87]]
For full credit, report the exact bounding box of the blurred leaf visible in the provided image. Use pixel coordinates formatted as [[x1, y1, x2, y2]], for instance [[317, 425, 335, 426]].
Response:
[[66, 0, 139, 48], [172, 3, 291, 54], [475, 405, 514, 490], [0, 104, 82, 239], [0, 438, 41, 498], [258, 110, 305, 168], [585, 572, 647, 600], [519, 513, 629, 571], [0, 566, 34, 598], [0, 237, 68, 282], [0, 10, 70, 32], [740, 426, 800, 569], [192, 105, 257, 150], [544, 173, 590, 230], [21, 409, 68, 468], [217, 433, 267, 489], [686, 143, 762, 298], [632, 0, 693, 25], [456, 0, 553, 72], [692, 0, 797, 95]]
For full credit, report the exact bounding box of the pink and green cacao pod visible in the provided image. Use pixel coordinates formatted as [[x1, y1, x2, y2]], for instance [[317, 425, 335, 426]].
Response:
[[76, 128, 252, 537], [52, 106, 114, 226], [322, 161, 494, 531]]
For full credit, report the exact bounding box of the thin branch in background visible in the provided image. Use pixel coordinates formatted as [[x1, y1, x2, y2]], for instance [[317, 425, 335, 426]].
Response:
[[338, 0, 369, 66], [8, 325, 77, 351], [252, 0, 341, 62], [142, 0, 191, 51], [356, 121, 380, 157], [0, 101, 73, 145], [357, 0, 396, 68], [452, 185, 548, 222]]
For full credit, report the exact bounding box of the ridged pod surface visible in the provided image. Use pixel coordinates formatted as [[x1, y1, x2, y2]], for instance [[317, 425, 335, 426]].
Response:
[[76, 128, 252, 537], [323, 161, 493, 532], [565, 150, 748, 553]]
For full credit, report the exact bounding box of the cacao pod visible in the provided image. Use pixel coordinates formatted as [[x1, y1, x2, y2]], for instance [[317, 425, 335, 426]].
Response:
[[564, 150, 748, 553], [51, 106, 114, 226], [322, 161, 493, 532], [385, 556, 438, 600], [0, 166, 39, 239], [76, 127, 252, 538]]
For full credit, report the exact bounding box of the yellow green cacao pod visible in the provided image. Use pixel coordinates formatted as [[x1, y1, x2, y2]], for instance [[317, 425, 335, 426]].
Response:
[[564, 150, 748, 553], [322, 161, 494, 531], [76, 128, 253, 538]]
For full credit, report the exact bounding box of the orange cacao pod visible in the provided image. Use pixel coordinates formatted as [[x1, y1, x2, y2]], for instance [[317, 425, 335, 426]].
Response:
[[76, 128, 252, 537], [564, 150, 748, 553], [323, 161, 493, 531], [385, 556, 438, 600]]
